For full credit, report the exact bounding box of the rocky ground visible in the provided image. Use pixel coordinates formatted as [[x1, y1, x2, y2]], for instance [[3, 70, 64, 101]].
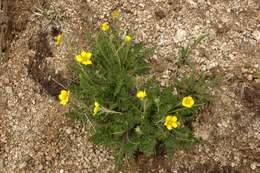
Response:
[[0, 0, 259, 172]]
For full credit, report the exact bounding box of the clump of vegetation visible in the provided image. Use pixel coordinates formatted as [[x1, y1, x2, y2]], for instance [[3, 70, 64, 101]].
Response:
[[178, 34, 208, 66], [58, 17, 212, 166]]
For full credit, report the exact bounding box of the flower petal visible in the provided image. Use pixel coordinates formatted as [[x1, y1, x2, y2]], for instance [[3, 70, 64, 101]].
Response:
[[75, 55, 83, 62], [125, 35, 133, 43], [182, 96, 195, 108], [172, 122, 178, 128], [111, 9, 120, 19], [166, 124, 173, 130], [82, 60, 92, 65], [58, 90, 70, 106], [81, 51, 88, 57], [101, 22, 109, 31], [171, 116, 177, 122]]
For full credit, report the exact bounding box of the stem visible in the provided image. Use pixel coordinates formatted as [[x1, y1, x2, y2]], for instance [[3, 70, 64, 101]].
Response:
[[171, 131, 196, 142], [141, 99, 147, 119], [51, 77, 67, 89], [169, 103, 205, 114], [172, 103, 181, 110], [102, 107, 123, 115], [84, 113, 96, 133], [79, 63, 88, 77], [155, 119, 164, 124], [126, 130, 139, 145], [112, 131, 125, 135], [96, 37, 111, 70], [155, 103, 205, 124], [110, 38, 124, 70], [115, 42, 125, 54], [123, 44, 130, 64]]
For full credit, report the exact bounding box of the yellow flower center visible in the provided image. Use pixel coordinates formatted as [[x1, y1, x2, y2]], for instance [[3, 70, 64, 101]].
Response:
[[164, 115, 178, 130], [101, 22, 110, 32], [124, 35, 133, 43], [54, 34, 63, 46], [75, 51, 92, 65], [58, 90, 70, 106], [93, 102, 100, 116], [182, 96, 195, 108], [75, 54, 82, 62], [81, 51, 93, 65], [111, 9, 120, 19], [136, 91, 147, 100]]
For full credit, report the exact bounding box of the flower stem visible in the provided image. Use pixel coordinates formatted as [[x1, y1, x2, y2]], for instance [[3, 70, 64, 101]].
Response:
[[102, 107, 123, 115], [84, 113, 96, 133], [155, 103, 205, 124], [51, 77, 67, 89], [169, 103, 205, 114]]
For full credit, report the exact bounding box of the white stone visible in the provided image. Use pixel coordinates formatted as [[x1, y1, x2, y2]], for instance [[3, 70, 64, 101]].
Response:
[[198, 0, 206, 3], [247, 74, 254, 81], [66, 127, 73, 135], [252, 30, 260, 42], [0, 159, 4, 169], [207, 62, 219, 70], [158, 34, 165, 46], [198, 129, 210, 140], [187, 0, 198, 8], [139, 3, 145, 8], [247, 74, 253, 81], [174, 29, 187, 43], [250, 162, 256, 170], [5, 87, 13, 94]]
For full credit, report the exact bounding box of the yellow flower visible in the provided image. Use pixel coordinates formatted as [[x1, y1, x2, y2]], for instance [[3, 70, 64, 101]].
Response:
[[182, 96, 195, 108], [164, 115, 178, 130], [75, 51, 92, 65], [124, 35, 133, 43], [58, 90, 70, 106], [136, 91, 147, 100], [81, 51, 93, 65], [54, 33, 63, 46], [111, 9, 120, 19], [101, 22, 109, 31], [93, 101, 100, 116], [75, 54, 83, 62]]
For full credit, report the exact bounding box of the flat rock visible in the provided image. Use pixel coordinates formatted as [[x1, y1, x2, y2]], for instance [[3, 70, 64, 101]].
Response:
[[174, 29, 187, 43], [252, 30, 260, 42]]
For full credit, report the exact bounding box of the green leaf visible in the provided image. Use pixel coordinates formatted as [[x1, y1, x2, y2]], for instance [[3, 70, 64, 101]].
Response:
[[138, 136, 156, 156]]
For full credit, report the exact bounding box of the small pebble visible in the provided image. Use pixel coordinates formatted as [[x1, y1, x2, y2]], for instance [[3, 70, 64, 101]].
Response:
[[250, 162, 256, 170], [5, 87, 13, 95], [174, 29, 187, 43], [247, 74, 253, 81], [252, 30, 260, 42], [0, 159, 4, 169]]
